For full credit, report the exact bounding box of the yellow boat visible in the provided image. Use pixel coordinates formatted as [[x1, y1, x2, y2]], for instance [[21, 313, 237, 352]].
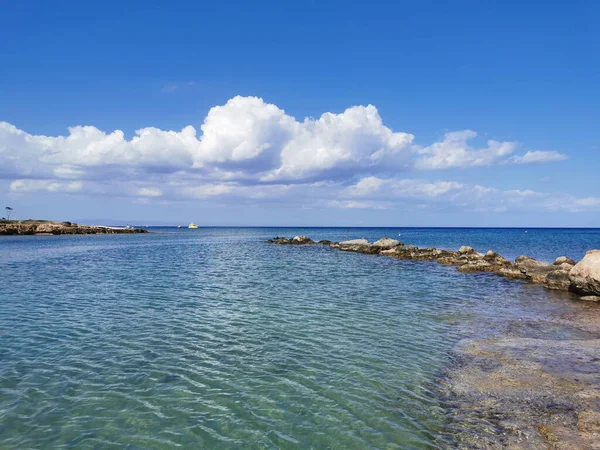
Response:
[[188, 223, 198, 229]]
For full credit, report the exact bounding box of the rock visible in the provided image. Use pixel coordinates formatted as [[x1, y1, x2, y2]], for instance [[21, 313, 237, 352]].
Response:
[[269, 236, 314, 245], [36, 223, 68, 234], [371, 237, 402, 249], [455, 250, 514, 275], [337, 238, 376, 253], [515, 256, 557, 283], [291, 235, 314, 244], [457, 261, 494, 273], [459, 246, 475, 254], [498, 266, 529, 280], [569, 250, 600, 296], [317, 240, 332, 245], [554, 256, 576, 266], [544, 269, 571, 290], [579, 296, 600, 302]]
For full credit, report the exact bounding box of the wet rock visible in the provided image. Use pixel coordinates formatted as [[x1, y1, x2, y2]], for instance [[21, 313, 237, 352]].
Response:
[[337, 238, 376, 253], [498, 266, 529, 280], [515, 256, 557, 283], [291, 235, 314, 244], [457, 261, 494, 273], [579, 296, 600, 302], [317, 240, 332, 245], [544, 269, 572, 290], [569, 250, 600, 296], [371, 237, 402, 250], [555, 256, 576, 266], [268, 236, 314, 245]]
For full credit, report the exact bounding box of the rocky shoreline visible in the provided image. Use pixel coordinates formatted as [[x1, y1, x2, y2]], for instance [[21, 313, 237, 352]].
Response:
[[270, 235, 600, 447], [0, 220, 148, 236], [268, 236, 600, 300]]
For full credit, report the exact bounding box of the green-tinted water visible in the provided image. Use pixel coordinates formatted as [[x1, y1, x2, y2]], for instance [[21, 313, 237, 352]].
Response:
[[1, 227, 598, 448]]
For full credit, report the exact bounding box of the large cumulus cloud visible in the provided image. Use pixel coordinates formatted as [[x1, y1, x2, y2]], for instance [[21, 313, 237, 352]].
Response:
[[2, 95, 587, 214]]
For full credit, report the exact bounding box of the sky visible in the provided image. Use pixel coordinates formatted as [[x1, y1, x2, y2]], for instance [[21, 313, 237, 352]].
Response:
[[0, 0, 599, 227]]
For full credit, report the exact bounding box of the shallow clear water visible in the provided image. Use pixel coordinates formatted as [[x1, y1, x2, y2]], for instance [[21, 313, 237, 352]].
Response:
[[1, 228, 599, 449]]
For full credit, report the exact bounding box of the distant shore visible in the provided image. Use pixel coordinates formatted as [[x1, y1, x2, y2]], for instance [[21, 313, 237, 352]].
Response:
[[0, 220, 148, 236]]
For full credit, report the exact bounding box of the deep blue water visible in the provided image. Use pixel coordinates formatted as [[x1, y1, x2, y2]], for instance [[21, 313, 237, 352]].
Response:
[[1, 228, 599, 449]]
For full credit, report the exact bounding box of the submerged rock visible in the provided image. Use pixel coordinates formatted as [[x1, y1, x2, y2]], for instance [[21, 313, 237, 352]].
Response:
[[569, 250, 600, 296]]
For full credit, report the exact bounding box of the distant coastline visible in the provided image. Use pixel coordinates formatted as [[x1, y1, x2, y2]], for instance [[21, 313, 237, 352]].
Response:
[[0, 220, 148, 236]]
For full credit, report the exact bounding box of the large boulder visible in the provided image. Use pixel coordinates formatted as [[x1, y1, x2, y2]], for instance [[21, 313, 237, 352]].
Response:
[[371, 237, 402, 250], [569, 250, 600, 296], [515, 255, 557, 283]]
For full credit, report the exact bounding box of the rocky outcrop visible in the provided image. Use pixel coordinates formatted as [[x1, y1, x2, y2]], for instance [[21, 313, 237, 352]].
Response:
[[267, 236, 314, 245], [0, 221, 147, 235], [268, 235, 598, 300], [371, 237, 402, 250], [569, 250, 600, 296], [337, 238, 379, 254], [515, 256, 557, 283]]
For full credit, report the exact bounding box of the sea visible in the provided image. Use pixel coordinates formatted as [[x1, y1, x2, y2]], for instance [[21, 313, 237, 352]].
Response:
[[1, 227, 599, 449]]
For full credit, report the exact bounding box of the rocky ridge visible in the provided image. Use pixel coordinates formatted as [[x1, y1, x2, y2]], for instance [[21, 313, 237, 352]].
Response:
[[267, 236, 600, 299], [0, 220, 148, 235]]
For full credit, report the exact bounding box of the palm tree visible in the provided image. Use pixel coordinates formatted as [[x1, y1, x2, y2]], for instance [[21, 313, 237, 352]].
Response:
[[5, 206, 13, 221]]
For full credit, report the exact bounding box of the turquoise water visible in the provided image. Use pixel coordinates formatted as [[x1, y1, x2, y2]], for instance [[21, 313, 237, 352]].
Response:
[[1, 228, 599, 449]]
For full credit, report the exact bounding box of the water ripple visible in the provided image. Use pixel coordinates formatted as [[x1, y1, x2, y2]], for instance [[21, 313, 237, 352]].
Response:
[[3, 228, 596, 448]]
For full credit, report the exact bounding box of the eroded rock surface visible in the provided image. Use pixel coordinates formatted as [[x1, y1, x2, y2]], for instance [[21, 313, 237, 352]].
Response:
[[569, 250, 600, 296]]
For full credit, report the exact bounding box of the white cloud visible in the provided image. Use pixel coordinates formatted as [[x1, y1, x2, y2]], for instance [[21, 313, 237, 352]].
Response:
[[342, 176, 600, 213], [1, 96, 579, 216], [415, 130, 515, 169], [0, 97, 567, 187], [10, 179, 83, 193], [138, 187, 162, 197], [508, 150, 568, 164]]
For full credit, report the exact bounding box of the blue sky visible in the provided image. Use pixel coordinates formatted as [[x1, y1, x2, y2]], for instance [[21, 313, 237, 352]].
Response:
[[1, 0, 598, 226]]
